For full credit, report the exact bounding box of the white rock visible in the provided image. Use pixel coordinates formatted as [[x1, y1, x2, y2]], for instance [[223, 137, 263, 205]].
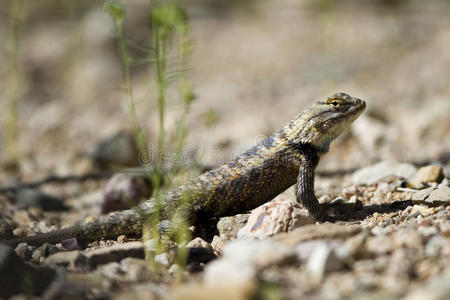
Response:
[[204, 259, 256, 286], [204, 238, 295, 287], [306, 241, 345, 281], [237, 199, 313, 239], [223, 238, 294, 268], [352, 161, 417, 185], [154, 253, 171, 267]]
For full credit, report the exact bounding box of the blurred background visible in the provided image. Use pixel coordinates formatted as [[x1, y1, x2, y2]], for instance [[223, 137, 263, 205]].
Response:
[[0, 0, 449, 182]]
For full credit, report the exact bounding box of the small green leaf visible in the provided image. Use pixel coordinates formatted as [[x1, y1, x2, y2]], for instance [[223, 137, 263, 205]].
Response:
[[202, 109, 219, 128], [104, 0, 127, 21], [151, 3, 188, 34]]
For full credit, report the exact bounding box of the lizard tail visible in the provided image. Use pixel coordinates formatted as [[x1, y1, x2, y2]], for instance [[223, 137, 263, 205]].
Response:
[[4, 201, 155, 248]]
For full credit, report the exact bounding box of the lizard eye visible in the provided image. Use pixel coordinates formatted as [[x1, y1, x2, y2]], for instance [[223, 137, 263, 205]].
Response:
[[330, 101, 339, 107]]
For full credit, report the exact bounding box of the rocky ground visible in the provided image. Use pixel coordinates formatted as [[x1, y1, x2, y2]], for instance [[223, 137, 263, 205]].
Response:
[[0, 161, 448, 299], [0, 0, 450, 299]]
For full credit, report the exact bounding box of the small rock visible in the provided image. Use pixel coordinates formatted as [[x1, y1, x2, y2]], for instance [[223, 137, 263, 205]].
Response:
[[101, 173, 151, 213], [223, 238, 295, 269], [15, 188, 67, 211], [120, 257, 153, 282], [404, 275, 450, 300], [412, 187, 435, 202], [12, 227, 27, 238], [275, 224, 362, 246], [168, 263, 183, 276], [410, 165, 444, 188], [14, 242, 32, 260], [210, 235, 227, 253], [237, 199, 313, 239], [204, 259, 256, 286], [425, 235, 446, 257], [437, 178, 449, 189], [296, 240, 344, 262], [75, 241, 145, 269], [306, 241, 346, 281], [90, 131, 140, 169], [342, 231, 371, 260], [426, 186, 450, 205], [342, 185, 364, 200], [186, 237, 213, 249], [410, 205, 435, 217], [366, 235, 394, 256], [204, 238, 295, 287], [31, 243, 61, 263], [61, 237, 89, 250], [143, 239, 157, 252], [217, 214, 249, 241], [44, 250, 81, 267], [417, 226, 438, 237], [97, 261, 122, 280], [117, 235, 130, 243], [154, 252, 171, 266], [352, 161, 417, 185]]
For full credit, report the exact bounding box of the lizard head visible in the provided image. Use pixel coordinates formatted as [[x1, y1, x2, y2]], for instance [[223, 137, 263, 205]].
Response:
[[285, 93, 366, 153]]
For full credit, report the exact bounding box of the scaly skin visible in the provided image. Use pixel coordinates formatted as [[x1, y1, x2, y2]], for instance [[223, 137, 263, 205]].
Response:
[[5, 93, 365, 247]]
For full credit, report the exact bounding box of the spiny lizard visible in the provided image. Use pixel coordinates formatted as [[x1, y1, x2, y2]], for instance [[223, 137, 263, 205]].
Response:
[[5, 93, 365, 247]]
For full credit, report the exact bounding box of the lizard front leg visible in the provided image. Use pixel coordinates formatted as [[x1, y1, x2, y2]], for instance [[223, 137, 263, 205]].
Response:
[[296, 156, 328, 222]]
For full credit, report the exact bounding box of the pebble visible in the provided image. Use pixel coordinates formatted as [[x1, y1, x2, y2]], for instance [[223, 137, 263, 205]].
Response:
[[204, 239, 295, 287], [62, 237, 89, 250], [31, 243, 61, 263], [351, 161, 417, 185], [168, 263, 183, 276], [44, 250, 81, 267], [90, 131, 140, 169], [14, 242, 32, 261], [186, 237, 213, 249], [210, 235, 227, 253], [306, 241, 346, 281], [75, 241, 145, 270], [427, 186, 450, 204], [15, 188, 67, 211], [154, 252, 171, 267], [101, 173, 151, 213], [276, 224, 362, 246], [120, 258, 153, 282], [204, 259, 256, 287], [216, 214, 249, 241], [237, 199, 313, 239], [404, 276, 450, 300], [412, 185, 450, 206], [412, 187, 434, 201], [410, 165, 444, 188], [417, 226, 438, 237]]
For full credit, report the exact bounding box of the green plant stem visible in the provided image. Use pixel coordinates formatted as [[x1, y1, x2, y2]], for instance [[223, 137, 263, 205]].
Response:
[[6, 0, 23, 164], [151, 16, 168, 196], [114, 18, 146, 152]]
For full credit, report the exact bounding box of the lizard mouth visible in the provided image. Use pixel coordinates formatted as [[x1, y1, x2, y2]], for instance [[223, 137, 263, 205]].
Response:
[[347, 98, 366, 118]]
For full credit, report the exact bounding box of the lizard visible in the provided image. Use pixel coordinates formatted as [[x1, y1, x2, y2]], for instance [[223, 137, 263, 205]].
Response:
[[4, 93, 366, 247]]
